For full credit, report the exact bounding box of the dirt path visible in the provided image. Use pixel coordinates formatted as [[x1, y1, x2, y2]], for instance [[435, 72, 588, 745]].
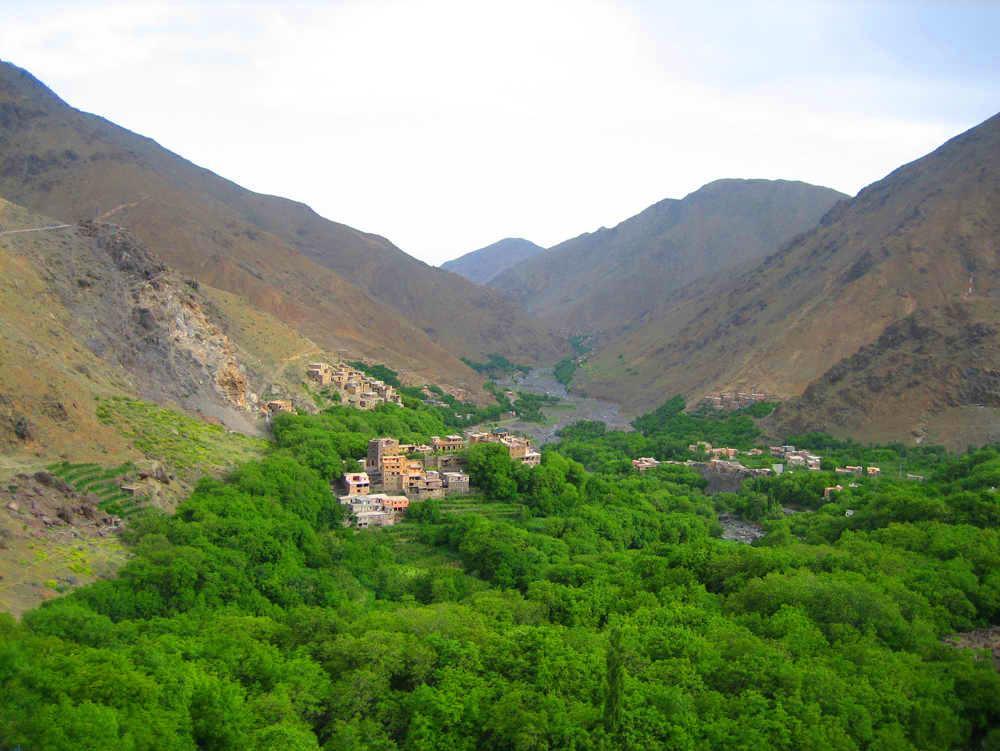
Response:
[[0, 224, 73, 237], [278, 344, 322, 367]]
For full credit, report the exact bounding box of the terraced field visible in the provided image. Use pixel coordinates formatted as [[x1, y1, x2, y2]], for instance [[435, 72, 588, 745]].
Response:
[[47, 461, 137, 516], [435, 496, 525, 521]]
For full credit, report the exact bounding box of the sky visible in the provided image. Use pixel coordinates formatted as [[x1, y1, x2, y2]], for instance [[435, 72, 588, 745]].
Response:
[[1, 1, 998, 265]]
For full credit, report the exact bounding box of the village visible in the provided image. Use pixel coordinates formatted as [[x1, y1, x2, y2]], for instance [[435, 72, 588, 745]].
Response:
[[274, 363, 906, 527], [305, 361, 404, 409], [337, 427, 541, 528], [259, 361, 405, 416], [632, 442, 885, 500], [697, 388, 778, 411]]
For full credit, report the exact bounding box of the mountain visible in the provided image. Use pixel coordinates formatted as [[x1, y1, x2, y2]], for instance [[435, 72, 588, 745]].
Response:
[[578, 113, 1000, 447], [488, 179, 846, 334], [441, 237, 545, 285], [0, 61, 562, 389]]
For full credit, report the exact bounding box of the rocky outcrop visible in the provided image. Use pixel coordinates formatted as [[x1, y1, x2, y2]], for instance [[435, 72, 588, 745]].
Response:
[[131, 264, 253, 411]]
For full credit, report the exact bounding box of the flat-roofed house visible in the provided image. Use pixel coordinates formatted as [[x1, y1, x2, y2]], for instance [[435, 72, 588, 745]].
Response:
[[632, 457, 660, 471], [307, 362, 333, 386], [367, 437, 401, 480], [432, 435, 467, 453], [382, 495, 410, 511], [343, 472, 371, 496]]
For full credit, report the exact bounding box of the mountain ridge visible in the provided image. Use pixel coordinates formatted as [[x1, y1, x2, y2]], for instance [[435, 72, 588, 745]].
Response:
[[488, 178, 846, 335], [0, 60, 562, 391]]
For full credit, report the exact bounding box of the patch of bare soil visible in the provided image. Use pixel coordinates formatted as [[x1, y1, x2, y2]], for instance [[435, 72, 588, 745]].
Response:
[[945, 627, 1000, 671], [0, 470, 127, 616]]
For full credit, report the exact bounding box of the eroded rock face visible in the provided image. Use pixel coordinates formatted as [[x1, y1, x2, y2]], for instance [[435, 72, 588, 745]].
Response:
[[215, 362, 249, 409], [132, 265, 252, 411], [42, 222, 256, 415]]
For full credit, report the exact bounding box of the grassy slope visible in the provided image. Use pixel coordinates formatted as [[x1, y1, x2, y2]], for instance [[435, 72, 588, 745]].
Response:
[[0, 396, 268, 617]]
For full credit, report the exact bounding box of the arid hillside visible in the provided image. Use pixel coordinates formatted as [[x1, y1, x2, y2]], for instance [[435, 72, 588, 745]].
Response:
[[0, 198, 267, 458], [0, 61, 560, 384], [0, 197, 424, 465], [579, 113, 1000, 445], [490, 179, 845, 334], [765, 302, 1000, 449]]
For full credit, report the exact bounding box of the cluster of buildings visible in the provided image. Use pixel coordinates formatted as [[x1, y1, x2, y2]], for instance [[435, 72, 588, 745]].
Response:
[[337, 428, 542, 527], [770, 445, 822, 471], [337, 436, 473, 528], [637, 441, 890, 487], [699, 389, 777, 411], [835, 465, 881, 477], [306, 362, 403, 410], [687, 442, 766, 459], [361, 437, 471, 499]]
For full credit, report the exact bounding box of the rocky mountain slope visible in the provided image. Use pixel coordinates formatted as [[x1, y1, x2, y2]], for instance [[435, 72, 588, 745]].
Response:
[[579, 113, 1000, 446], [489, 179, 845, 334], [0, 198, 265, 457], [766, 302, 1000, 448], [441, 237, 545, 285], [0, 61, 560, 385]]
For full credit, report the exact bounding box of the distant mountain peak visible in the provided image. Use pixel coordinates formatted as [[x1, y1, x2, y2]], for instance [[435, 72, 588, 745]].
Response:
[[441, 237, 545, 285]]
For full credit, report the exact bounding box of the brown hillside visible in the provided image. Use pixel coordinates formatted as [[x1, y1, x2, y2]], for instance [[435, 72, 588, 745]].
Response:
[[490, 179, 845, 334], [0, 61, 556, 388], [0, 196, 400, 464], [580, 113, 1000, 444], [0, 198, 248, 460], [765, 302, 1000, 450]]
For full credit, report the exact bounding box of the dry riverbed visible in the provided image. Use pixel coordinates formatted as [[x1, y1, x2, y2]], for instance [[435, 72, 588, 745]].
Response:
[[495, 368, 631, 444]]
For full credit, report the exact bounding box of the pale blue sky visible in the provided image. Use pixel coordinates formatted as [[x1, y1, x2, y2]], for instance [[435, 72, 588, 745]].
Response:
[[2, 1, 997, 264]]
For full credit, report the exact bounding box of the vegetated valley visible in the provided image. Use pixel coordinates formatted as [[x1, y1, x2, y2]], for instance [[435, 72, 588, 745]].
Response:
[[0, 60, 999, 751], [2, 396, 1000, 749]]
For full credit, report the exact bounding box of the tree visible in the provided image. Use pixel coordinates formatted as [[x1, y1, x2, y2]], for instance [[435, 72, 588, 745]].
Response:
[[466, 443, 519, 500], [603, 627, 625, 736]]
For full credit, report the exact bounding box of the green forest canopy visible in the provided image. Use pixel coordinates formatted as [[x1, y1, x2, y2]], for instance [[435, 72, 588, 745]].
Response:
[[2, 398, 999, 750]]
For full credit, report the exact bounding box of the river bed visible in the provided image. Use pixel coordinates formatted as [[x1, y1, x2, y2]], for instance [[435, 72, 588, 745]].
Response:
[[494, 368, 631, 445]]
